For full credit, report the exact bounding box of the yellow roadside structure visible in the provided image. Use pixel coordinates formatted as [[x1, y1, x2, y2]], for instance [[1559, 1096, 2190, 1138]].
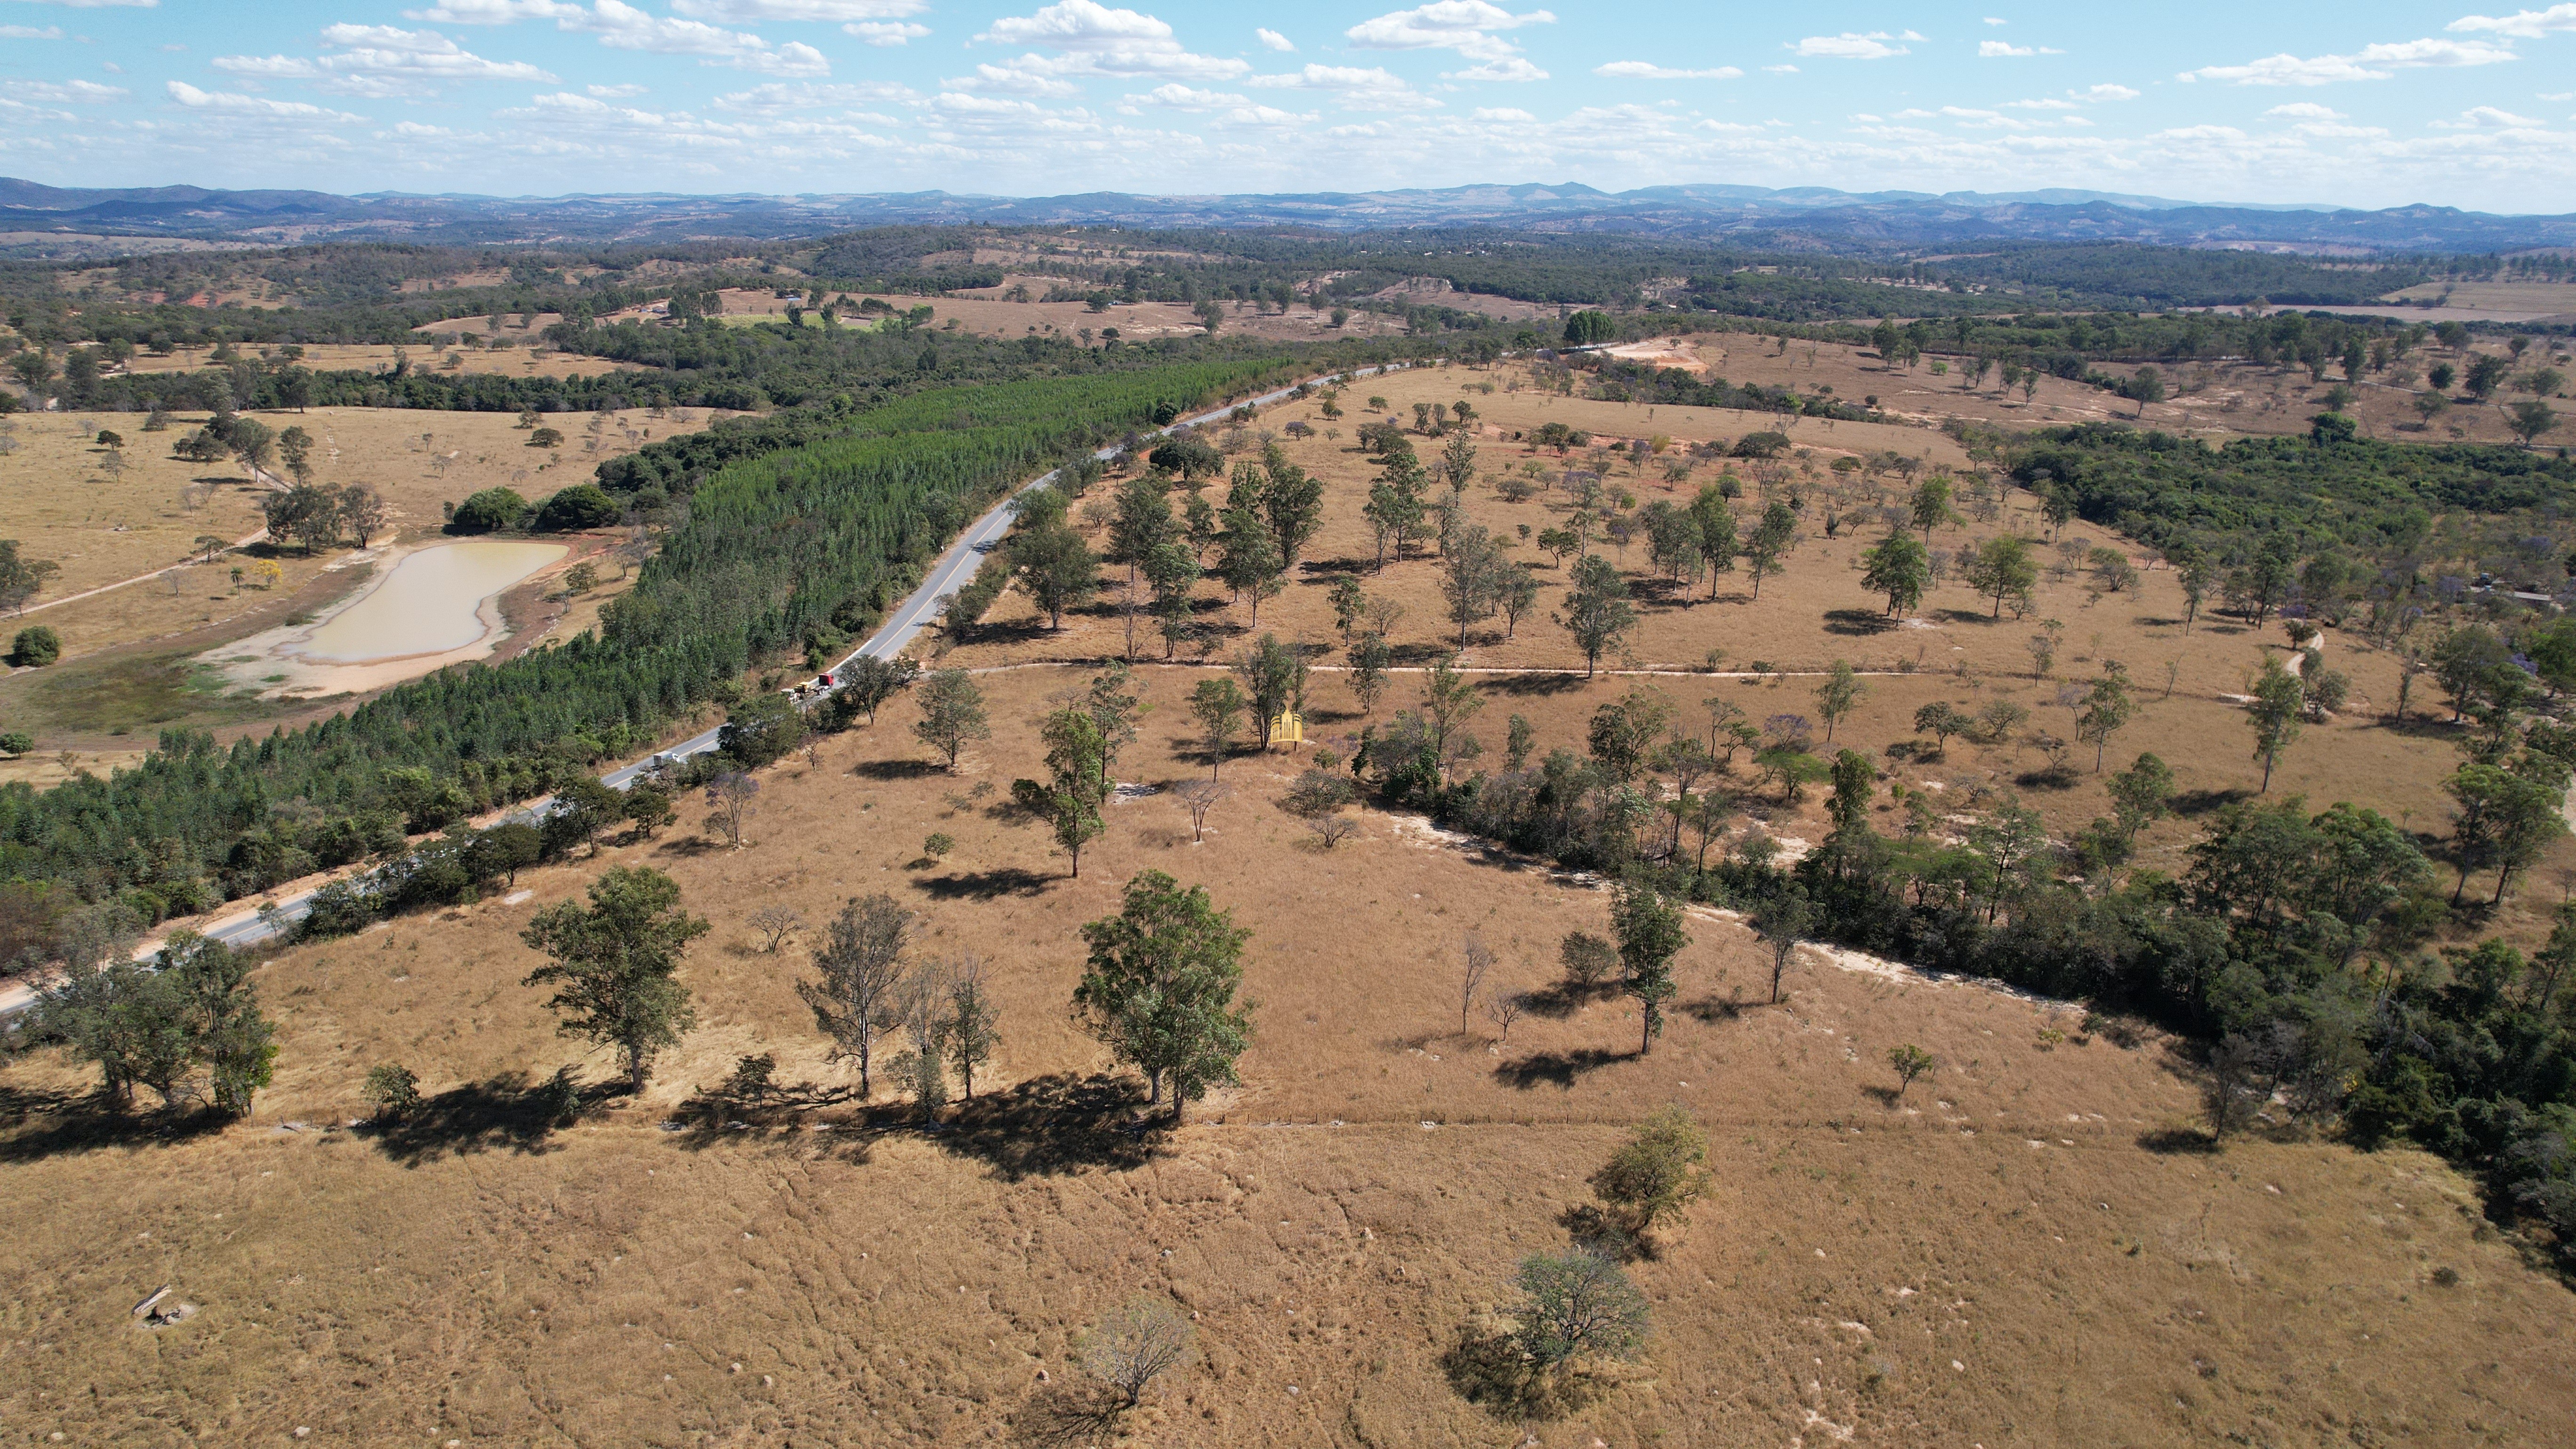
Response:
[[1270, 709, 1303, 745]]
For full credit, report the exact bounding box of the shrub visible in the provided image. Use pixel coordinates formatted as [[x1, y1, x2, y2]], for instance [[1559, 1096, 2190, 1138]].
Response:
[[1079, 1297, 1195, 1407], [10, 626, 61, 667], [0, 729, 31, 757], [923, 832, 955, 858], [448, 486, 528, 534], [362, 1063, 421, 1120], [1510, 1250, 1649, 1368], [533, 483, 620, 531], [1589, 1105, 1712, 1237], [1560, 930, 1618, 987]]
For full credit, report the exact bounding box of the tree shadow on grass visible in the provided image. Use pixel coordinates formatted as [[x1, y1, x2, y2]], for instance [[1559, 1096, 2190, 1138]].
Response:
[[0, 1085, 232, 1164], [1440, 1328, 1608, 1422], [1824, 608, 1898, 637], [1521, 979, 1619, 1019], [852, 758, 943, 781], [934, 1071, 1162, 1183], [918, 867, 1055, 901], [1934, 608, 2001, 626], [2168, 786, 2253, 819], [362, 1070, 599, 1166], [1494, 1046, 1631, 1091], [1484, 671, 1587, 698], [1008, 1380, 1130, 1448], [1678, 991, 1747, 1024], [2136, 1126, 2221, 1155]]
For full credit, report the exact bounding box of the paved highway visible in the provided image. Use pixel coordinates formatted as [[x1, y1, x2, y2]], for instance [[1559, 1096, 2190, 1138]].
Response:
[[1, 359, 1407, 995]]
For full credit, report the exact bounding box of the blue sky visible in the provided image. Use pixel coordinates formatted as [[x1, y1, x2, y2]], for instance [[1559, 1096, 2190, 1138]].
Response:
[[4, 1, 2576, 210]]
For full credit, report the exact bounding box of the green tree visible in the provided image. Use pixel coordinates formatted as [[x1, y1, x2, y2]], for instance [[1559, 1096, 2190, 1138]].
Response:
[[1012, 706, 1110, 879], [1562, 309, 1617, 346], [835, 654, 920, 725], [944, 959, 1002, 1101], [1813, 660, 1865, 742], [2075, 669, 2136, 772], [1010, 523, 1098, 629], [0, 540, 60, 615], [1216, 507, 1283, 624], [2245, 656, 2305, 792], [719, 688, 800, 768], [1590, 1104, 1711, 1234], [1556, 555, 1636, 677], [449, 486, 528, 534], [1349, 631, 1393, 715], [912, 668, 990, 771], [1861, 532, 1930, 616], [1914, 701, 1972, 756], [2508, 400, 2558, 449], [1233, 634, 1306, 748], [1073, 870, 1256, 1124], [1183, 676, 1248, 778], [165, 932, 277, 1116], [1743, 501, 1795, 597], [1887, 1044, 1935, 1100], [1963, 535, 2038, 619], [10, 625, 61, 667], [520, 867, 710, 1093], [1908, 476, 1956, 537], [1510, 1250, 1649, 1368], [1611, 874, 1689, 1055]]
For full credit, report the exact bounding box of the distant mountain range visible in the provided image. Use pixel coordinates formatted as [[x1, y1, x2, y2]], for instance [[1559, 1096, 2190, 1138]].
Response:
[[5, 177, 2573, 255]]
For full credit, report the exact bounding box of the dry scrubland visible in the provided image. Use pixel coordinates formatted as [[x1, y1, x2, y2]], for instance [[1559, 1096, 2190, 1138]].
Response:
[[8, 357, 2576, 1443], [0, 404, 669, 746], [6, 662, 2574, 1446]]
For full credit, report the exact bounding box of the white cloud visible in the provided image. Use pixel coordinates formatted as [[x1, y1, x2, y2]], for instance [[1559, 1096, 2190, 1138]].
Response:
[[1983, 14, 2005, 24], [2448, 5, 2576, 40], [399, 0, 827, 73], [2071, 82, 2140, 101], [714, 79, 916, 111], [3, 79, 127, 102], [1979, 41, 2061, 57], [0, 24, 65, 39], [1793, 32, 1909, 60], [2434, 104, 2545, 127], [1256, 27, 1293, 52], [165, 80, 362, 121], [2262, 102, 2343, 119], [403, 0, 586, 21], [671, 0, 926, 19], [8, 0, 155, 7], [1894, 105, 2029, 129], [2186, 37, 2516, 85], [1127, 82, 1247, 109], [2004, 97, 2077, 109], [1445, 57, 1546, 81], [1594, 61, 1742, 80], [962, 3, 1249, 90], [213, 25, 560, 96], [1249, 63, 1439, 109], [1471, 105, 1532, 120], [845, 21, 927, 44], [1346, 2, 1554, 63], [1763, 63, 1797, 73], [589, 82, 648, 97]]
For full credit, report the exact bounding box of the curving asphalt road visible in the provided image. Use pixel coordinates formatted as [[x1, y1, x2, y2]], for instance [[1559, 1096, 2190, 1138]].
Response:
[[0, 358, 1410, 998]]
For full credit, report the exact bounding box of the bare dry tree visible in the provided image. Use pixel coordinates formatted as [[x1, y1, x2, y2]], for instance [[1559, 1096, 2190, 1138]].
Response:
[[1080, 1298, 1195, 1409], [797, 894, 913, 1099], [1311, 813, 1360, 849], [1174, 778, 1229, 842], [748, 905, 805, 954], [1458, 931, 1496, 1037], [1483, 985, 1526, 1045]]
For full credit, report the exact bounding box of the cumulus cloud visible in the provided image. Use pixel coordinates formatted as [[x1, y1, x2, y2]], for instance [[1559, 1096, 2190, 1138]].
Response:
[[1346, 2, 1554, 63], [1249, 62, 1438, 109], [588, 81, 648, 97], [713, 80, 916, 110], [1256, 27, 1293, 52], [670, 0, 926, 19], [961, 2, 1249, 92], [166, 80, 363, 121], [2184, 37, 2516, 85], [1471, 105, 1533, 120], [1978, 41, 2061, 57], [11, 0, 156, 7], [2447, 5, 2576, 39], [215, 25, 558, 97], [2263, 102, 2343, 119], [4, 79, 128, 102], [0, 25, 66, 39], [845, 21, 927, 44], [1445, 57, 1546, 81], [1792, 32, 1914, 60], [2071, 82, 2141, 100], [1763, 63, 1798, 73], [2004, 97, 2078, 110], [2433, 105, 2546, 127], [1594, 61, 1742, 80], [399, 0, 826, 74]]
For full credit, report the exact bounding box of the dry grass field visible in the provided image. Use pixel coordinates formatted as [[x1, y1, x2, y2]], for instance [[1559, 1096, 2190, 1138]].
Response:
[[0, 404, 675, 742], [4, 661, 2572, 1447]]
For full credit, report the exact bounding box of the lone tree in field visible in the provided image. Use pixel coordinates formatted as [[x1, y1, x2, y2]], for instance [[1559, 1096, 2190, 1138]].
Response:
[[837, 654, 920, 725], [1589, 1104, 1713, 1239], [944, 956, 1001, 1101], [1861, 531, 1930, 616], [1753, 884, 1813, 1004], [2075, 668, 2136, 772], [1509, 1250, 1650, 1370], [1556, 555, 1637, 677], [1189, 676, 1248, 777], [1963, 534, 2037, 619], [1074, 869, 1256, 1124], [1886, 1044, 1935, 1100], [1013, 705, 1109, 878], [520, 867, 710, 1093], [1813, 660, 1864, 743], [799, 893, 914, 1099], [1080, 1297, 1195, 1409], [1174, 777, 1229, 842], [2245, 655, 2306, 792], [913, 667, 990, 771], [1611, 873, 1689, 1055], [1913, 701, 1972, 757]]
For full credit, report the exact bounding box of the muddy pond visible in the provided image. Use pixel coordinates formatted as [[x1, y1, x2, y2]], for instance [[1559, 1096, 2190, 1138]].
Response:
[[207, 539, 567, 699]]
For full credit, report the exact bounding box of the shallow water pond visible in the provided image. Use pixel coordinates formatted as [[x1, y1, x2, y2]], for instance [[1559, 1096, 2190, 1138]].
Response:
[[296, 539, 566, 662]]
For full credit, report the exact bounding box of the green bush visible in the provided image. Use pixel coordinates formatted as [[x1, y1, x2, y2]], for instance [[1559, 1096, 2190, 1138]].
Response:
[[533, 483, 620, 531], [0, 729, 32, 756], [9, 626, 60, 667], [448, 486, 528, 534]]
